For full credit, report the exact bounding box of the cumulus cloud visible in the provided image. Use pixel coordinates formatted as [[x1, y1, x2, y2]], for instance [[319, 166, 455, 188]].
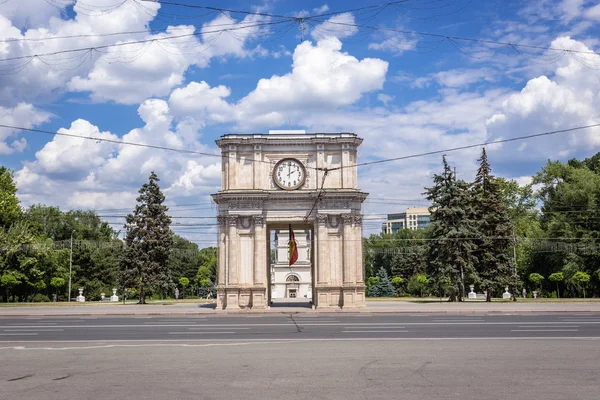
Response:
[[0, 103, 51, 154], [486, 37, 600, 160], [310, 13, 358, 40], [16, 99, 220, 210], [169, 38, 389, 128]]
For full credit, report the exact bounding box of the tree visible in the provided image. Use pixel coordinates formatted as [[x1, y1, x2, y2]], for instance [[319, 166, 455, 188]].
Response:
[[407, 274, 428, 297], [368, 267, 394, 297], [548, 272, 564, 298], [571, 271, 590, 298], [424, 156, 478, 301], [529, 273, 544, 292], [391, 276, 404, 296], [472, 148, 513, 302], [179, 277, 189, 298], [0, 167, 22, 229], [119, 172, 173, 304]]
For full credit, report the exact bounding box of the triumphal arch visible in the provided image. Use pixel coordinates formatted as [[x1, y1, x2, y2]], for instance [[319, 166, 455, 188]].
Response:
[[212, 131, 367, 310]]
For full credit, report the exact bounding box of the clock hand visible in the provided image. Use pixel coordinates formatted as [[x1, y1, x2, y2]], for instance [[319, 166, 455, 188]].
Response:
[[288, 163, 290, 178]]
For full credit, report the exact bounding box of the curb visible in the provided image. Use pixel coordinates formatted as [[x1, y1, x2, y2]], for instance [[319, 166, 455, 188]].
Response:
[[1, 309, 599, 317]]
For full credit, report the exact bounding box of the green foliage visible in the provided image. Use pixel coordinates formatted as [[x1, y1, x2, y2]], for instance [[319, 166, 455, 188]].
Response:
[[571, 271, 591, 298], [179, 277, 189, 287], [0, 167, 22, 229], [472, 148, 513, 301], [407, 274, 429, 297], [549, 272, 564, 298], [391, 276, 404, 286], [199, 279, 211, 287], [118, 172, 173, 304], [33, 293, 50, 302], [425, 156, 478, 301], [529, 273, 544, 289], [368, 267, 394, 297]]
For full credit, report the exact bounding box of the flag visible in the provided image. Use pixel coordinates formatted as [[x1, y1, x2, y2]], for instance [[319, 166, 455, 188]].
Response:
[[288, 224, 298, 266]]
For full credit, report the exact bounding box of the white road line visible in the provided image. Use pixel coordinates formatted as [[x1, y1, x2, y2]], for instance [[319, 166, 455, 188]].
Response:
[[0, 333, 37, 336], [511, 329, 579, 332], [187, 327, 249, 330], [3, 329, 64, 332], [8, 323, 57, 326], [24, 317, 43, 320], [342, 330, 409, 333], [169, 332, 235, 335], [518, 326, 579, 328], [344, 326, 405, 329]]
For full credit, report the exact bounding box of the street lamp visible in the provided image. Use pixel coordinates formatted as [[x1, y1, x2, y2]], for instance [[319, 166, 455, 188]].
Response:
[[68, 230, 75, 302]]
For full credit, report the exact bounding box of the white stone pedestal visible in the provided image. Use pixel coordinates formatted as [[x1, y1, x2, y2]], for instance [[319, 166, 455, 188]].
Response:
[[110, 288, 119, 302], [468, 285, 476, 299], [76, 288, 85, 302], [503, 286, 511, 299]]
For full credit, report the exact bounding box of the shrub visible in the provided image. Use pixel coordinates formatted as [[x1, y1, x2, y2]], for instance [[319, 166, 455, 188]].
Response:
[[33, 294, 50, 302]]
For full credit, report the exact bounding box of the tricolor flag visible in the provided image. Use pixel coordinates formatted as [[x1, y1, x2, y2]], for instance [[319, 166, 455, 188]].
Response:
[[288, 224, 298, 266]]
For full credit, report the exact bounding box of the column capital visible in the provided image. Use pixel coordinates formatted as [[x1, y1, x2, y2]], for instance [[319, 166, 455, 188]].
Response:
[[316, 214, 328, 225], [253, 215, 265, 227], [226, 216, 238, 226], [341, 213, 353, 225]]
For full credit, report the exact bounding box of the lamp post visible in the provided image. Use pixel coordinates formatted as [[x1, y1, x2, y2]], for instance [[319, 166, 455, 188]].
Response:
[[68, 230, 75, 302]]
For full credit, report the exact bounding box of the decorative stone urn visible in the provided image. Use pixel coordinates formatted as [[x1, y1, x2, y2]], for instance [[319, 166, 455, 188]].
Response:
[[533, 291, 538, 299], [468, 285, 477, 299], [503, 286, 511, 299], [100, 293, 105, 301], [110, 288, 119, 302], [76, 288, 85, 302]]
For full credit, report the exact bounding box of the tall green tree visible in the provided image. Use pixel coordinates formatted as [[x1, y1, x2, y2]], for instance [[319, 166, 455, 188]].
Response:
[[424, 156, 478, 301], [0, 167, 22, 229], [119, 172, 173, 304], [472, 148, 513, 301]]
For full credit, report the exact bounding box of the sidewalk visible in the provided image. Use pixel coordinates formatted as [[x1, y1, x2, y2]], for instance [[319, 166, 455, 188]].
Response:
[[1, 300, 600, 316]]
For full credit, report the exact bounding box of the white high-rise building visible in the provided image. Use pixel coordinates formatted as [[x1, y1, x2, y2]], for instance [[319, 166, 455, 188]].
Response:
[[270, 229, 312, 299]]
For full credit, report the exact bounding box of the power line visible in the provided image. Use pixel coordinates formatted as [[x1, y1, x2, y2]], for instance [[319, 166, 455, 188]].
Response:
[[315, 18, 600, 57], [329, 123, 600, 171], [0, 19, 290, 62]]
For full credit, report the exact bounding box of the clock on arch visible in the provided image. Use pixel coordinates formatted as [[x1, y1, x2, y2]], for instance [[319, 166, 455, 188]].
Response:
[[273, 158, 306, 190]]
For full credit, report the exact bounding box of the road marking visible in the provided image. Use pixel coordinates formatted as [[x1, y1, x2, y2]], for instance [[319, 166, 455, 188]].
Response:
[[187, 327, 249, 330], [3, 329, 64, 332], [518, 326, 579, 328], [342, 330, 409, 333], [0, 333, 37, 336], [511, 329, 579, 332], [8, 323, 57, 326], [169, 332, 236, 335], [344, 326, 405, 329]]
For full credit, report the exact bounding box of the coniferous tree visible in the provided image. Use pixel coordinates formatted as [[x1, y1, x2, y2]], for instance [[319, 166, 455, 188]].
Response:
[[472, 149, 513, 301], [119, 172, 173, 304], [424, 156, 478, 301], [370, 267, 394, 297]]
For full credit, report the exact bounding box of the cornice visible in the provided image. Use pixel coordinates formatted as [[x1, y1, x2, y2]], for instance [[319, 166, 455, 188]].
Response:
[[216, 134, 363, 148]]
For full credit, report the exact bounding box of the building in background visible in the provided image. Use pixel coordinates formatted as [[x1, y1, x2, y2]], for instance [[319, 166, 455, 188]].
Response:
[[382, 207, 431, 234], [270, 229, 312, 300]]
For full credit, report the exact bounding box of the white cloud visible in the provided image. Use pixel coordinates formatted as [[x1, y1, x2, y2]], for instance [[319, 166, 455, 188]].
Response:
[[0, 0, 73, 29], [310, 13, 358, 41], [486, 37, 600, 160], [169, 38, 389, 128], [585, 4, 600, 20], [377, 93, 394, 105], [15, 99, 219, 211], [0, 103, 51, 154], [313, 5, 329, 14]]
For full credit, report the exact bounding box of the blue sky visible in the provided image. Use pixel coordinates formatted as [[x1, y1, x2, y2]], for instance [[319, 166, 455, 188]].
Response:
[[1, 0, 600, 243]]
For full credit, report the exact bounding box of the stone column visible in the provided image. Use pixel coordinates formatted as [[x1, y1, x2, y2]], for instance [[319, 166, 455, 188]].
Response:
[[353, 214, 364, 284], [217, 216, 227, 285], [341, 213, 355, 285], [252, 215, 267, 308], [227, 216, 239, 285], [316, 214, 328, 285]]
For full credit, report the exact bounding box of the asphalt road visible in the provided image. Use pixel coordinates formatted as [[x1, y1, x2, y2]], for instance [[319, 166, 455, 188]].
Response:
[[1, 313, 599, 341], [1, 338, 599, 400]]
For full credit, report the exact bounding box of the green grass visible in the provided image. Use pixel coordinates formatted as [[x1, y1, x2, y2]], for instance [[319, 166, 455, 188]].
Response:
[[0, 298, 215, 307]]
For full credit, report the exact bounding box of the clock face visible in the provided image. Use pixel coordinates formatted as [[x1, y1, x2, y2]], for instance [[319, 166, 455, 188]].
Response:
[[273, 158, 306, 190]]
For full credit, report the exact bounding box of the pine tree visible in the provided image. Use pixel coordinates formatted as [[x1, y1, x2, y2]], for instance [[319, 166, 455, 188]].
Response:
[[424, 156, 478, 301], [370, 267, 394, 297], [472, 148, 513, 301], [119, 172, 173, 304]]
